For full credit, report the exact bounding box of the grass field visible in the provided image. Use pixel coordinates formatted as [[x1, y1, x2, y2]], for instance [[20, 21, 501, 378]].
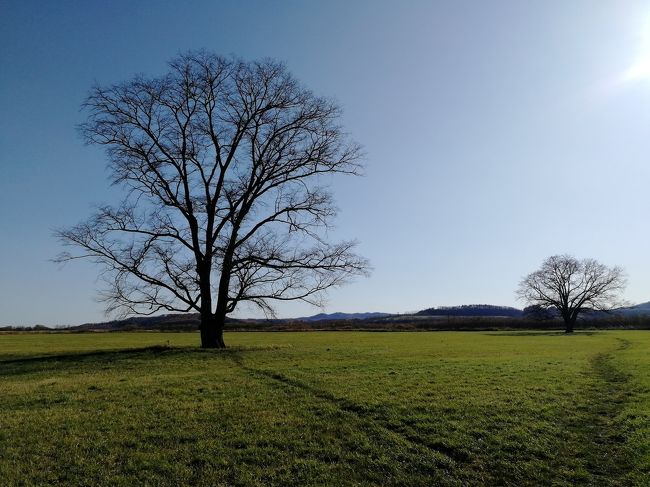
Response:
[[1, 331, 649, 486]]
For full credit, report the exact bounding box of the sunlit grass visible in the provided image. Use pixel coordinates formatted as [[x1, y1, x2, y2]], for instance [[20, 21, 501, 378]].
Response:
[[0, 331, 648, 485]]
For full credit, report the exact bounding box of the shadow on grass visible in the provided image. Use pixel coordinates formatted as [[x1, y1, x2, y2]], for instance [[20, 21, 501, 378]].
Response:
[[246, 367, 471, 466], [0, 345, 280, 378]]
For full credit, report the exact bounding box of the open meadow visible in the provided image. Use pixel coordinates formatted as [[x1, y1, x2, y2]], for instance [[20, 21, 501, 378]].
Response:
[[1, 331, 649, 486]]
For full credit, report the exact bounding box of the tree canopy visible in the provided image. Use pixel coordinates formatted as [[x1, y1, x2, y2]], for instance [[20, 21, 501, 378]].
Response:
[[517, 255, 626, 332], [57, 51, 369, 347]]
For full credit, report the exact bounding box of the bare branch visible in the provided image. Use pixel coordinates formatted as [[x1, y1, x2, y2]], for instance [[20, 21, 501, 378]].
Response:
[[516, 254, 627, 332], [57, 51, 369, 347]]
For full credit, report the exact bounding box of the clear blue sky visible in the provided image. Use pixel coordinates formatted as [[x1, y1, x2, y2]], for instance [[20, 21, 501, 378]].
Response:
[[2, 0, 650, 326]]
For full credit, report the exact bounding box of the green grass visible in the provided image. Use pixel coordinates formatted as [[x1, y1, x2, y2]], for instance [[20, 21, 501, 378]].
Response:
[[1, 331, 648, 486]]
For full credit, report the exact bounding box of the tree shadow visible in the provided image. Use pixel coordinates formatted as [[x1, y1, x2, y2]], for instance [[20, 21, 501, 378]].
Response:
[[0, 345, 245, 378]]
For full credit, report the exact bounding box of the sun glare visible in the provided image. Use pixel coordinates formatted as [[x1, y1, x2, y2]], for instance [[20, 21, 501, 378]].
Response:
[[623, 57, 650, 82], [622, 17, 650, 83]]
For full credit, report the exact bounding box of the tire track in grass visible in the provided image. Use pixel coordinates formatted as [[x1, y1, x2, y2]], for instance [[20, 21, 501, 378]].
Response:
[[559, 337, 636, 486], [223, 355, 469, 485], [587, 338, 636, 485], [241, 365, 474, 483], [241, 339, 641, 486]]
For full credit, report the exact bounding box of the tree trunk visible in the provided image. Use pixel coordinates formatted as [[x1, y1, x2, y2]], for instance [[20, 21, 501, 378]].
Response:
[[206, 249, 233, 349], [200, 313, 226, 348], [564, 317, 575, 334]]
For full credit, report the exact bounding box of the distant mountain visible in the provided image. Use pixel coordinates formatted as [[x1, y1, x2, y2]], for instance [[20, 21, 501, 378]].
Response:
[[73, 313, 201, 331], [415, 304, 523, 318], [615, 301, 650, 316], [297, 312, 391, 322]]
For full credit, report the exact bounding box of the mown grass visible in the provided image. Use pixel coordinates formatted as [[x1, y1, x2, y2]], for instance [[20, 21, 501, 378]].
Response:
[[0, 331, 648, 486]]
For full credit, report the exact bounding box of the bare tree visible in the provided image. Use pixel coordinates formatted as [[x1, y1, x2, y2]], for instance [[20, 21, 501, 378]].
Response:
[[516, 255, 626, 333], [56, 51, 369, 348]]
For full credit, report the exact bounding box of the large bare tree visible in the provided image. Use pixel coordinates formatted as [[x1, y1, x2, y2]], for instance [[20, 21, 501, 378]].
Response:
[[56, 52, 369, 348], [516, 255, 626, 333]]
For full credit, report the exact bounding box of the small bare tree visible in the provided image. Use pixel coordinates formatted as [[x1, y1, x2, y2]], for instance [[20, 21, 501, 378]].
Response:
[[516, 255, 626, 333], [56, 51, 369, 348]]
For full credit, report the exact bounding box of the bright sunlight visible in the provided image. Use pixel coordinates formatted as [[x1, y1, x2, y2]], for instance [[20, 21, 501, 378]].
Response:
[[622, 16, 650, 82]]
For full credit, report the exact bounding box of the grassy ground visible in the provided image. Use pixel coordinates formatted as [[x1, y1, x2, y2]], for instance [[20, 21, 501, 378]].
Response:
[[1, 331, 648, 486]]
